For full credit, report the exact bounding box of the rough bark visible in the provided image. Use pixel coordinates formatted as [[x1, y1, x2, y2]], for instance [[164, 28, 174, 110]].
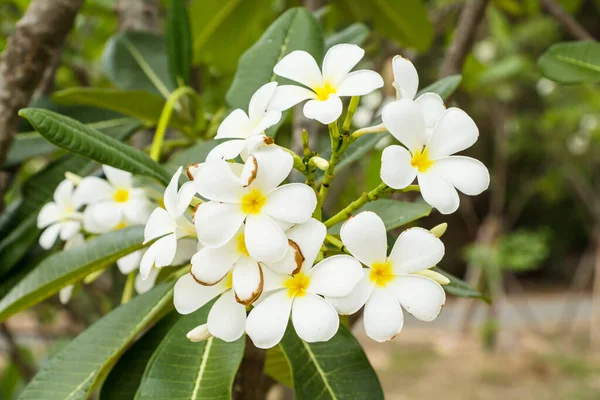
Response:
[[233, 336, 274, 400], [541, 0, 594, 41], [116, 0, 160, 34]]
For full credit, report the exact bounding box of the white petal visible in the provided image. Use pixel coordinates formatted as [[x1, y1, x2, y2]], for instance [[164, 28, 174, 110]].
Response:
[[248, 81, 278, 123], [389, 274, 446, 321], [246, 289, 293, 349], [340, 211, 387, 266], [273, 50, 323, 89], [135, 267, 159, 294], [292, 293, 339, 343], [303, 96, 343, 125], [392, 55, 419, 100], [322, 44, 364, 86], [144, 207, 176, 243], [139, 235, 177, 279], [430, 156, 490, 196], [263, 241, 303, 275], [194, 201, 246, 248], [59, 221, 81, 241], [53, 180, 75, 207], [381, 99, 427, 153], [261, 266, 288, 293], [39, 223, 61, 249], [268, 85, 316, 112], [73, 176, 113, 206], [388, 227, 445, 274], [380, 145, 418, 190], [216, 109, 251, 139], [59, 285, 74, 305], [243, 135, 273, 159], [245, 213, 288, 263], [426, 107, 479, 159], [363, 288, 404, 342], [414, 93, 446, 134], [171, 237, 199, 265], [250, 110, 282, 136], [103, 165, 132, 188], [37, 202, 60, 228], [164, 170, 196, 218], [250, 146, 293, 193], [117, 249, 144, 274], [232, 257, 263, 305], [122, 199, 152, 225], [190, 244, 239, 285], [207, 290, 246, 342], [418, 170, 460, 215], [286, 218, 326, 269], [308, 255, 363, 297], [64, 233, 85, 249], [192, 159, 245, 203], [206, 139, 247, 162], [173, 273, 224, 315], [83, 202, 122, 233], [263, 183, 316, 223], [336, 70, 383, 97], [327, 269, 374, 315]]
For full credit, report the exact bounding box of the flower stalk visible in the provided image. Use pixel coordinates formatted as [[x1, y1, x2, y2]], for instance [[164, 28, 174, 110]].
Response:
[[342, 96, 360, 133], [121, 272, 136, 304]]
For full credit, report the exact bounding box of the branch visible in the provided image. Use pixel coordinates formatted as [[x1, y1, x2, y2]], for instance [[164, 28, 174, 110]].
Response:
[[116, 0, 160, 33], [541, 0, 594, 41], [0, 323, 36, 381], [439, 0, 490, 78]]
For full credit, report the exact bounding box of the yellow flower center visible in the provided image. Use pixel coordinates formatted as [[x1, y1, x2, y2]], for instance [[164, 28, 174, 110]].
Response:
[[410, 148, 433, 172], [64, 204, 74, 214], [114, 221, 128, 230], [369, 261, 395, 287], [314, 81, 336, 101], [283, 272, 311, 298], [240, 188, 266, 214], [236, 233, 249, 257], [113, 189, 130, 203], [223, 272, 233, 290]]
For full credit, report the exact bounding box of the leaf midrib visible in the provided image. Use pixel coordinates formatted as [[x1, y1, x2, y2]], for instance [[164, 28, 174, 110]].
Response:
[[191, 337, 214, 399], [300, 340, 338, 400], [555, 54, 600, 73]]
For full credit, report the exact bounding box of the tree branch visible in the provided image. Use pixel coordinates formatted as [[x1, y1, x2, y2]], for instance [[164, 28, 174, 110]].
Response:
[[541, 0, 594, 41], [439, 0, 490, 78], [116, 0, 160, 34], [0, 323, 35, 381]]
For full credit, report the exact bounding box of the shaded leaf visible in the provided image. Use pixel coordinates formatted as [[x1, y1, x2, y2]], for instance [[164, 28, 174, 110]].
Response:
[[264, 346, 292, 388], [325, 23, 370, 48], [433, 267, 490, 302], [166, 0, 193, 86], [417, 75, 463, 98], [538, 41, 600, 83]]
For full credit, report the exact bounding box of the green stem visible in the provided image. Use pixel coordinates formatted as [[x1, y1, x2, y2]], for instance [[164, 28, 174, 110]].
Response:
[[342, 96, 360, 133], [278, 146, 307, 174], [314, 124, 343, 220], [121, 272, 136, 304], [325, 234, 348, 254]]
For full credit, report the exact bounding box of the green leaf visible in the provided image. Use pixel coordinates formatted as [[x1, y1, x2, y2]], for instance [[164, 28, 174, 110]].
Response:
[[0, 227, 145, 322], [134, 304, 245, 399], [433, 267, 490, 302], [103, 31, 175, 98], [264, 346, 292, 388], [538, 41, 600, 83], [226, 7, 324, 110], [417, 75, 463, 99], [328, 199, 431, 234], [333, 0, 433, 52], [166, 140, 218, 170], [53, 89, 188, 131], [166, 0, 192, 86], [19, 108, 171, 185], [19, 283, 174, 400], [280, 324, 383, 400], [325, 23, 370, 48]]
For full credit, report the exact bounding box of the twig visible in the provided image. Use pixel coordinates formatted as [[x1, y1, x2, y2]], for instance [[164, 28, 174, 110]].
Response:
[[0, 323, 36, 381], [541, 0, 594, 41], [116, 0, 160, 33]]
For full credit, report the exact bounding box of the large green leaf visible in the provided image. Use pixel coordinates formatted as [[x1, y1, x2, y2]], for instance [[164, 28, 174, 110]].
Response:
[[53, 89, 188, 131], [166, 140, 217, 170], [538, 41, 600, 83], [328, 199, 431, 234], [433, 267, 489, 302], [333, 0, 433, 52], [19, 283, 175, 400], [19, 108, 171, 185], [166, 0, 192, 87], [417, 75, 463, 98], [134, 303, 245, 399], [264, 346, 292, 388], [103, 31, 175, 98], [280, 324, 383, 400], [226, 7, 324, 110], [325, 23, 370, 48], [0, 227, 145, 322]]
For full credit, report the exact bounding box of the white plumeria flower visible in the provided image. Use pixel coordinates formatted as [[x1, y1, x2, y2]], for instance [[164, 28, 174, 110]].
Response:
[[269, 44, 384, 124], [327, 211, 446, 342], [58, 233, 86, 304], [37, 179, 83, 250], [139, 167, 197, 280], [207, 82, 281, 161], [246, 219, 364, 349], [190, 146, 316, 264], [380, 99, 490, 214], [75, 165, 152, 233], [392, 55, 446, 136]]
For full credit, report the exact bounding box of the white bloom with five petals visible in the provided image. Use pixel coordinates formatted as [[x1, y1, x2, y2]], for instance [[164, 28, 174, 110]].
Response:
[[269, 44, 384, 124], [328, 211, 446, 342], [380, 99, 490, 214], [37, 179, 83, 250]]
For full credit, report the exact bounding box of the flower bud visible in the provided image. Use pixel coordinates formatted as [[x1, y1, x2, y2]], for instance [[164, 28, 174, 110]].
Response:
[[414, 269, 450, 285], [430, 223, 448, 238], [65, 171, 83, 185], [186, 324, 212, 342], [310, 156, 329, 171]]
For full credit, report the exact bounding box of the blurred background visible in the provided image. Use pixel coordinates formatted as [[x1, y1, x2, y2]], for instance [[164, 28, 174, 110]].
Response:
[[1, 0, 600, 399]]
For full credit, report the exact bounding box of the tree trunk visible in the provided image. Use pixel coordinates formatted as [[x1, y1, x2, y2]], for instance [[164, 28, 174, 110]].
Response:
[[233, 336, 274, 400]]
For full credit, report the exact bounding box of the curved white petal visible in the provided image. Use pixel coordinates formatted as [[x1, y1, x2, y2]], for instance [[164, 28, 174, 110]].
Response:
[[261, 266, 288, 294], [322, 43, 365, 86], [250, 146, 293, 193], [117, 249, 144, 274], [37, 202, 60, 228], [207, 290, 246, 342], [59, 221, 81, 241], [122, 199, 152, 225], [268, 85, 316, 112], [263, 183, 316, 224], [291, 293, 339, 343], [39, 223, 61, 250], [273, 50, 323, 89], [389, 274, 446, 321], [73, 176, 113, 206], [363, 287, 404, 342], [303, 96, 343, 124], [327, 269, 374, 315], [340, 211, 387, 266], [250, 110, 282, 136], [83, 202, 122, 233], [308, 255, 363, 297], [232, 257, 263, 305], [418, 170, 460, 215], [53, 180, 75, 207], [59, 285, 74, 305], [194, 201, 246, 248], [263, 241, 303, 275], [388, 227, 445, 274], [430, 156, 490, 196], [380, 145, 418, 190], [427, 107, 479, 159], [248, 81, 278, 123], [245, 213, 288, 263], [284, 218, 326, 271], [415, 93, 446, 135], [171, 237, 199, 265], [216, 109, 251, 139], [134, 267, 159, 294], [64, 233, 85, 249], [243, 135, 273, 159], [336, 70, 383, 97], [144, 207, 176, 243], [381, 99, 427, 153], [173, 273, 225, 315], [190, 244, 239, 285], [392, 55, 419, 100], [192, 159, 245, 203], [103, 165, 132, 188], [206, 139, 247, 162], [246, 289, 293, 349], [164, 167, 194, 217], [139, 234, 177, 279]]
